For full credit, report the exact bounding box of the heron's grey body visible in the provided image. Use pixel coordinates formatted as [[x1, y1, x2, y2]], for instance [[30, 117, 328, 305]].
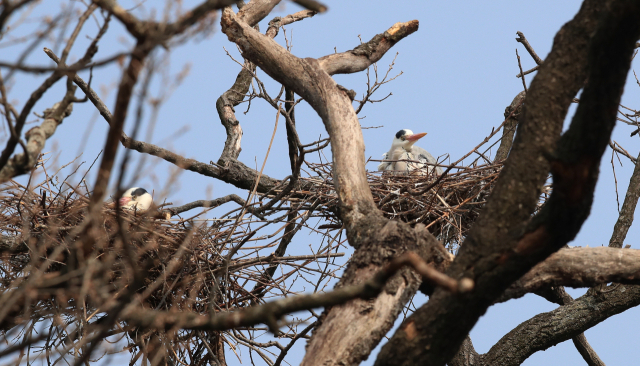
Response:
[[378, 129, 443, 175]]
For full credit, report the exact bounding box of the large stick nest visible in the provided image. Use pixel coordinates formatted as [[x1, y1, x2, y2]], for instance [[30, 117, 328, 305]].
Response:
[[0, 178, 345, 362], [300, 161, 507, 252]]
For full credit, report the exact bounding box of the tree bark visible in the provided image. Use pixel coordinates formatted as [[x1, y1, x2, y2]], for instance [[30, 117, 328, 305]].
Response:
[[220, 10, 458, 365], [375, 1, 640, 364]]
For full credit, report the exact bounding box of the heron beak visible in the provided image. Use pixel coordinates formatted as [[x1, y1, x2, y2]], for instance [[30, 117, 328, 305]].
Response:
[[405, 132, 427, 142], [119, 197, 131, 206]]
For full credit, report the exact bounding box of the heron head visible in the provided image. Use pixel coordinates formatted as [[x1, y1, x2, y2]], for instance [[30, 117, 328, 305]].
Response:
[[392, 129, 427, 151], [119, 187, 153, 211]]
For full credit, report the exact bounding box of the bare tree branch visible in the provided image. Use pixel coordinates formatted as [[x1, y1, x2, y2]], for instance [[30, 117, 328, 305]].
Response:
[[92, 0, 239, 40], [376, 1, 640, 364], [609, 151, 640, 248], [120, 252, 469, 332], [449, 336, 481, 366], [0, 30, 101, 178], [318, 20, 419, 75], [0, 80, 75, 182], [291, 0, 327, 13], [494, 91, 525, 162], [160, 194, 263, 218], [516, 31, 544, 65], [482, 285, 640, 366], [499, 247, 640, 302]]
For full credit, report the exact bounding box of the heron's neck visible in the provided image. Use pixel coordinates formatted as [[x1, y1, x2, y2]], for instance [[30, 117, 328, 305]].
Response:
[[388, 146, 406, 160]]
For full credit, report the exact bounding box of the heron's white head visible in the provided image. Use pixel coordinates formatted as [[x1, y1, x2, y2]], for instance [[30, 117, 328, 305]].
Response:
[[391, 129, 427, 151], [119, 187, 153, 212]]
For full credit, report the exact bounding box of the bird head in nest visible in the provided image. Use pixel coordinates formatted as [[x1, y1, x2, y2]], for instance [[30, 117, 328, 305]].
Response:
[[119, 187, 153, 212], [392, 129, 427, 151]]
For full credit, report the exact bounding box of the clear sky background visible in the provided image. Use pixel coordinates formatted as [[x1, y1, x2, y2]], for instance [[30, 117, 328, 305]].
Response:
[[3, 0, 640, 365]]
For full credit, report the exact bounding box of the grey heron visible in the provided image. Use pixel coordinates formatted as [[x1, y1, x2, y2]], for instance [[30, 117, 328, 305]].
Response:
[[378, 129, 443, 175], [119, 187, 153, 212]]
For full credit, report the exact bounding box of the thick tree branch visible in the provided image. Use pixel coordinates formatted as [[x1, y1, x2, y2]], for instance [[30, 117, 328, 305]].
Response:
[[376, 1, 640, 364], [92, 0, 238, 40], [318, 20, 419, 76], [0, 235, 28, 253], [449, 336, 481, 366], [499, 247, 640, 302], [217, 9, 315, 181], [482, 285, 640, 366], [217, 58, 255, 161], [487, 111, 640, 366], [220, 12, 455, 365], [236, 0, 281, 28]]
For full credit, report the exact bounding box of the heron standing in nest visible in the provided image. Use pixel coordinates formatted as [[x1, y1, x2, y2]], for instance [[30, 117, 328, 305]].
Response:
[[378, 129, 443, 175]]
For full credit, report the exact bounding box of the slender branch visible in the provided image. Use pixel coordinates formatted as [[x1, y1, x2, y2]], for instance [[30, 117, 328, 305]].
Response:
[[494, 91, 526, 162], [573, 333, 606, 366], [0, 80, 75, 182], [516, 31, 543, 65], [121, 252, 471, 332], [516, 65, 539, 79], [160, 194, 263, 219], [88, 40, 151, 209], [0, 13, 105, 176], [516, 49, 528, 93], [609, 149, 640, 248], [92, 0, 239, 40], [0, 0, 36, 35], [273, 321, 316, 366]]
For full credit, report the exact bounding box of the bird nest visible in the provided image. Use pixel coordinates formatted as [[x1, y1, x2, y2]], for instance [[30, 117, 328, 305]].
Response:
[[0, 178, 346, 362], [0, 184, 222, 312], [302, 161, 506, 253]]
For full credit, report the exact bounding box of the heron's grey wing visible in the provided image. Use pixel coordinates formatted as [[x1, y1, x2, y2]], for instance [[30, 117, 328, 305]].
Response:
[[412, 146, 443, 175], [378, 152, 391, 171]]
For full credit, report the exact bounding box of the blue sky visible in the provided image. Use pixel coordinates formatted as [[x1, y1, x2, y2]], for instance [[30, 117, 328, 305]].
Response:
[[3, 0, 640, 364]]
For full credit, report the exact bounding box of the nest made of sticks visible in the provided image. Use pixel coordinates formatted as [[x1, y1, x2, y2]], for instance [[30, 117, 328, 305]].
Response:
[[302, 161, 506, 252], [0, 178, 350, 362], [0, 186, 204, 310]]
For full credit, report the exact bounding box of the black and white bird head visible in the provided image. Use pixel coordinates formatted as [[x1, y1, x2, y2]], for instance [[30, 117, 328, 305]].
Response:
[[390, 129, 428, 151], [378, 129, 442, 175], [119, 187, 153, 211]]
